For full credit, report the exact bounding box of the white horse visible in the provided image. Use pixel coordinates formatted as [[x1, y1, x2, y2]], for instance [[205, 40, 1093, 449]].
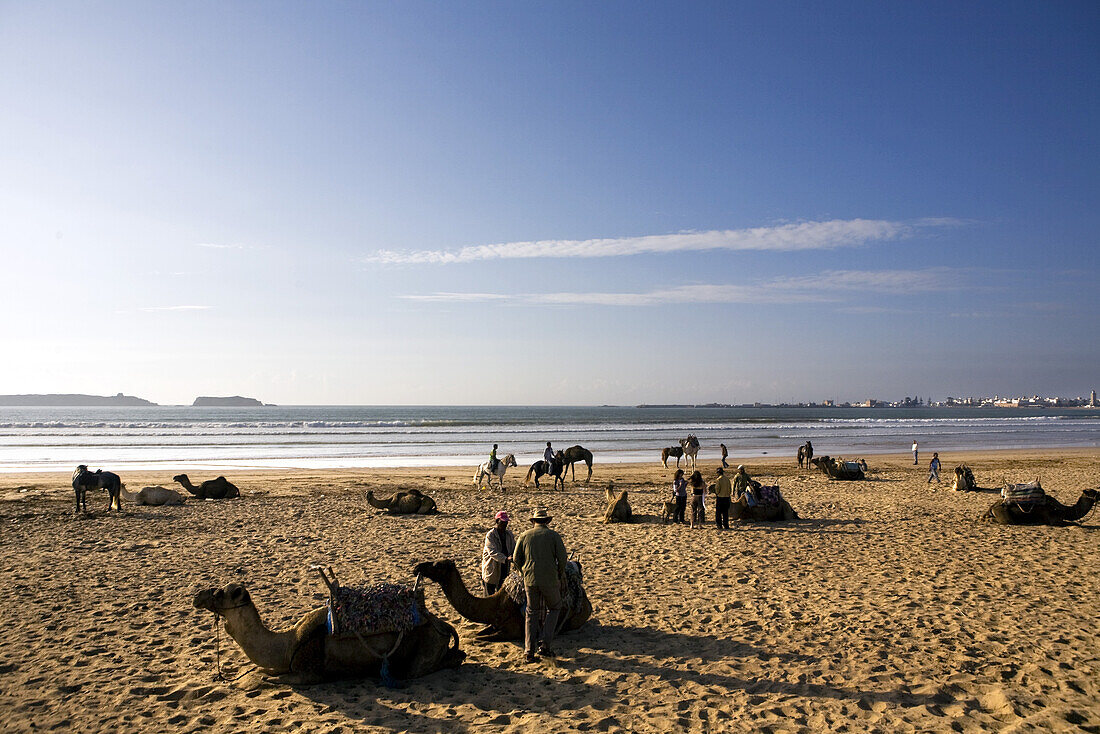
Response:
[[473, 453, 517, 492], [680, 435, 700, 472]]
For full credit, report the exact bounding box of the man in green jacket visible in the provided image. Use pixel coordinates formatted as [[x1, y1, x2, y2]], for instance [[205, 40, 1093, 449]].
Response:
[[713, 467, 733, 529], [511, 507, 568, 662]]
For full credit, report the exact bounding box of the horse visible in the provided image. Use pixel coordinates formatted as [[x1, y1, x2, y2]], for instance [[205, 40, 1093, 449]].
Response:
[[660, 446, 684, 469], [473, 453, 517, 492], [72, 465, 123, 514], [680, 435, 700, 472], [560, 445, 593, 484], [524, 453, 565, 490]]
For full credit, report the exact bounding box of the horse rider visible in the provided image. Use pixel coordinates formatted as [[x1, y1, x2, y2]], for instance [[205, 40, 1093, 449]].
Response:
[[489, 444, 499, 474], [544, 442, 554, 468]]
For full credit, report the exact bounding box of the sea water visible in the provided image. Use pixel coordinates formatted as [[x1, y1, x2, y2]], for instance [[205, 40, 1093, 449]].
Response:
[[0, 405, 1097, 472]]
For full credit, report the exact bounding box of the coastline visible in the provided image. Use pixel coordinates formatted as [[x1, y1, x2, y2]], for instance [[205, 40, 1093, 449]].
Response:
[[1, 447, 1098, 731]]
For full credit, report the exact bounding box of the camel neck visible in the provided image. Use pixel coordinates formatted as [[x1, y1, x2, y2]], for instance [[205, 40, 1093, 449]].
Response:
[[439, 568, 504, 624], [223, 606, 297, 673]]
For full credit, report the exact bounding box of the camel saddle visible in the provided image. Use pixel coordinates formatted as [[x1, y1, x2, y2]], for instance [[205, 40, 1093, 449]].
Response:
[[501, 561, 584, 612], [756, 485, 783, 506], [1002, 481, 1044, 506], [326, 583, 425, 637]]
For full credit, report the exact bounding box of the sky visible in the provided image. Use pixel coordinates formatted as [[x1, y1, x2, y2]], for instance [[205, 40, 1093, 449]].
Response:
[[1, 1, 1097, 406]]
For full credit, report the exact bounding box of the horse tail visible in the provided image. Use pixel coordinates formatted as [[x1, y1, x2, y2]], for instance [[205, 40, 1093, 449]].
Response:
[[524, 464, 535, 486], [661, 448, 669, 468]]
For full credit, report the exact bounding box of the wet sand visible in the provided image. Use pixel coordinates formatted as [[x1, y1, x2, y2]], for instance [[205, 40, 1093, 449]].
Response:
[[1, 448, 1098, 732]]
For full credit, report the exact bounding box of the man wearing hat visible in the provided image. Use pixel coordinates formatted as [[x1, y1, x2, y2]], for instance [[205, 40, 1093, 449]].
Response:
[[481, 510, 515, 595], [511, 507, 569, 662], [733, 465, 757, 507]]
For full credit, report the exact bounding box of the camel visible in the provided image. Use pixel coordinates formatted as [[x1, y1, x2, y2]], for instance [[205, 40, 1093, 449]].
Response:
[[560, 445, 594, 484], [810, 455, 865, 481], [121, 485, 187, 506], [193, 582, 464, 683], [602, 483, 632, 523], [473, 454, 517, 492], [367, 489, 439, 515], [72, 465, 122, 513], [524, 453, 564, 490], [984, 482, 1099, 526], [952, 465, 978, 492], [173, 474, 239, 499], [412, 559, 592, 641], [729, 483, 799, 522]]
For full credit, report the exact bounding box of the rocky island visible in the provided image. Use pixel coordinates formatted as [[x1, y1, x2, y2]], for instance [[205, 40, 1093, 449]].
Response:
[[0, 393, 157, 406], [191, 396, 266, 407]]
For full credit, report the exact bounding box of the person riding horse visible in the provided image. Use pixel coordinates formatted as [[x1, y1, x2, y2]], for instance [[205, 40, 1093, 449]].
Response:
[[489, 444, 499, 474]]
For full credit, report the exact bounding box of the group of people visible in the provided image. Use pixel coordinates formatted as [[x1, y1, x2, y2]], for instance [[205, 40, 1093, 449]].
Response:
[[487, 441, 558, 474], [480, 505, 569, 663], [670, 464, 756, 529]]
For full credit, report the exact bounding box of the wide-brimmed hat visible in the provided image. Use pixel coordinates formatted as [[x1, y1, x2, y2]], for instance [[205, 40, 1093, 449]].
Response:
[[737, 465, 745, 471], [715, 467, 725, 474], [495, 510, 510, 522], [530, 507, 552, 522]]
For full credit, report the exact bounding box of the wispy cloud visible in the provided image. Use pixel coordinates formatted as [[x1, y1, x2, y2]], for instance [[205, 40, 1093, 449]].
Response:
[[138, 305, 211, 312], [400, 268, 962, 307], [367, 218, 954, 265]]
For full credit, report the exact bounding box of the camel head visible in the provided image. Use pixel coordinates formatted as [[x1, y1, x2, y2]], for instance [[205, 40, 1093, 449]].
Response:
[[193, 583, 253, 617], [412, 559, 457, 584], [173, 474, 188, 483]]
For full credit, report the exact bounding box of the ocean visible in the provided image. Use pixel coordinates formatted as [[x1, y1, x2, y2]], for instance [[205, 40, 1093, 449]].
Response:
[[1, 405, 1098, 473]]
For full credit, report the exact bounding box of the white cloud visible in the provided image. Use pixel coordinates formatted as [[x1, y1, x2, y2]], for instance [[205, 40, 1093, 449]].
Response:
[[367, 218, 937, 264], [400, 268, 960, 307], [138, 305, 211, 312]]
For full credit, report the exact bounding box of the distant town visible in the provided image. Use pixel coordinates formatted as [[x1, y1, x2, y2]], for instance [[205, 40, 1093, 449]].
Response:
[[638, 391, 1100, 409]]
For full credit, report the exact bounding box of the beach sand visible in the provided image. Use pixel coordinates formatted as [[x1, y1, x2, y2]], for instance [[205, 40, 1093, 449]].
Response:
[[1, 448, 1098, 733]]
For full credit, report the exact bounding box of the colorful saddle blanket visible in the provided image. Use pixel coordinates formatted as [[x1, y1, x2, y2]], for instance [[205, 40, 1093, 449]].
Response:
[[501, 561, 584, 612], [326, 583, 423, 636], [756, 485, 783, 506], [1002, 481, 1044, 505]]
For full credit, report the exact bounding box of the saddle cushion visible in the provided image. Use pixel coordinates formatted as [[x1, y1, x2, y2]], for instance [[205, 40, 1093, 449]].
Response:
[[501, 561, 584, 612], [327, 583, 424, 636], [756, 485, 783, 506], [1002, 481, 1044, 505]]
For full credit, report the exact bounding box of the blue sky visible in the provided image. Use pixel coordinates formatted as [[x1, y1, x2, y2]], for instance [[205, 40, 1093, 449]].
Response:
[[1, 2, 1097, 405]]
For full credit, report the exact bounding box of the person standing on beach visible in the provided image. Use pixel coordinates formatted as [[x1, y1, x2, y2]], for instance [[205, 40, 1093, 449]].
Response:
[[671, 469, 688, 524], [912, 440, 919, 465], [688, 470, 706, 529], [720, 443, 729, 468], [712, 467, 732, 529], [512, 507, 568, 662], [928, 452, 941, 485], [481, 510, 515, 595]]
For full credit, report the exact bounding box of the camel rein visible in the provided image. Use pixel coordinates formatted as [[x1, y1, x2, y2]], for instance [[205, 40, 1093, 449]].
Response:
[[211, 603, 251, 682]]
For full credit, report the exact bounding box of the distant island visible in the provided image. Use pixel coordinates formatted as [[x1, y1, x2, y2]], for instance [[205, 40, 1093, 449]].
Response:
[[192, 396, 267, 407], [0, 393, 157, 406]]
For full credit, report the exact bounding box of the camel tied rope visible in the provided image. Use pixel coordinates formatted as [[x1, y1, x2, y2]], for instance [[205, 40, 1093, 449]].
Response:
[[210, 601, 252, 682]]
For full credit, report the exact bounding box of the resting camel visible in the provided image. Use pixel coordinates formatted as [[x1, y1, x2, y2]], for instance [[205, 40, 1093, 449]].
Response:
[[121, 485, 187, 506], [412, 559, 592, 641], [983, 483, 1098, 526], [810, 456, 865, 481], [729, 484, 799, 522], [173, 474, 239, 499], [367, 489, 438, 515], [72, 465, 122, 513], [951, 465, 978, 492], [193, 582, 464, 683], [603, 483, 632, 523]]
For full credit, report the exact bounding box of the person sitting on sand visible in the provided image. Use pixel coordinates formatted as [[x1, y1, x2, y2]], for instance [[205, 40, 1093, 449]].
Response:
[[688, 470, 706, 529], [733, 465, 757, 507], [481, 510, 515, 595], [671, 469, 688, 524]]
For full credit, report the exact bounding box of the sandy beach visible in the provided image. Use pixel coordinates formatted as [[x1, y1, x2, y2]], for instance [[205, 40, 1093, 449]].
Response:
[[1, 448, 1098, 733]]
